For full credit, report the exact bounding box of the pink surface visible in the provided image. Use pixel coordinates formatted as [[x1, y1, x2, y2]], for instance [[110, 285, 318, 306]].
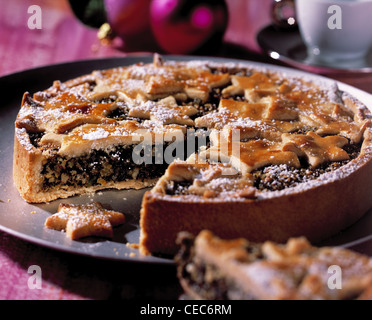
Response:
[[1, 0, 371, 300]]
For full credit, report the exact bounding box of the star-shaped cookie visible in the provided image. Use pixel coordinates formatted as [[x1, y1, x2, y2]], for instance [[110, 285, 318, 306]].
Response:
[[282, 132, 349, 167], [221, 73, 280, 102], [128, 96, 198, 126], [45, 202, 125, 240]]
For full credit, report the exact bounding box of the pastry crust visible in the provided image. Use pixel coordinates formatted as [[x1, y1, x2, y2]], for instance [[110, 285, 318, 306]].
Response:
[[13, 127, 43, 202]]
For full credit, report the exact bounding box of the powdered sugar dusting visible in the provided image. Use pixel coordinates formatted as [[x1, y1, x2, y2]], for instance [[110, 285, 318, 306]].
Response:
[[82, 127, 110, 140]]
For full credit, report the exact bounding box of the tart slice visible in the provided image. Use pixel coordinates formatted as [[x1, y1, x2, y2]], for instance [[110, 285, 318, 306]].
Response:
[[175, 230, 372, 300]]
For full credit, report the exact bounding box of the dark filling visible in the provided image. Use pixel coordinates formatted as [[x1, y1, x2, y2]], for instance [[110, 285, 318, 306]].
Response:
[[165, 180, 194, 196], [38, 129, 208, 192], [165, 143, 361, 195], [29, 131, 45, 148], [41, 144, 171, 191], [106, 101, 145, 123], [175, 233, 371, 300], [188, 87, 246, 120], [253, 143, 361, 192], [175, 232, 262, 300], [181, 260, 253, 300]]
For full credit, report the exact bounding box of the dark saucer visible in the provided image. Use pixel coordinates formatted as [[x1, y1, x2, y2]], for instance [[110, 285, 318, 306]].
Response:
[[257, 24, 372, 74]]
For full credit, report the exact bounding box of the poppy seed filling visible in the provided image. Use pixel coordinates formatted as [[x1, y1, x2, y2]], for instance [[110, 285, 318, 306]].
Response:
[[41, 144, 171, 191]]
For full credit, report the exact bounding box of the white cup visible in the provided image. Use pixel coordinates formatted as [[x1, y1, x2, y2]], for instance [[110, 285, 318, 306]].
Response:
[[295, 0, 372, 63]]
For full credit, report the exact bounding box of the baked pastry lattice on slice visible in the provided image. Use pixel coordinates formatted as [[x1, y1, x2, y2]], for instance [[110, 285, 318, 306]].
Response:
[[175, 230, 372, 300]]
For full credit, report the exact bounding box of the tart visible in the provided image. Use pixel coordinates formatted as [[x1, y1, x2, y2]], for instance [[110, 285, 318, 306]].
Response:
[[138, 59, 372, 256], [175, 230, 372, 300], [13, 55, 372, 257]]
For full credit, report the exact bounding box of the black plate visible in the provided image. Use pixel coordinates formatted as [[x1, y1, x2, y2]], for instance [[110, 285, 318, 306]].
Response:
[[1, 55, 372, 263]]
